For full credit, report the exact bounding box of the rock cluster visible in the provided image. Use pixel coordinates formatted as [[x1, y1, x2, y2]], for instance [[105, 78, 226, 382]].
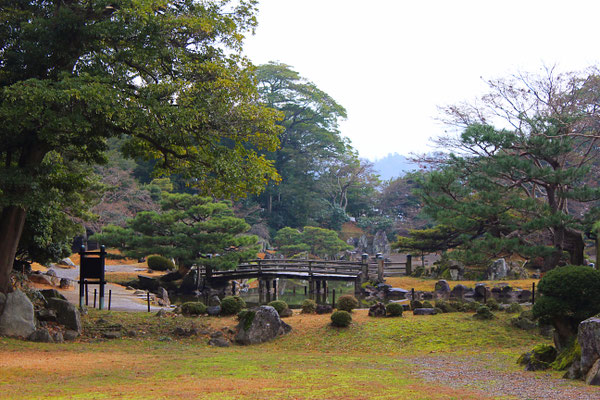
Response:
[[578, 317, 600, 385]]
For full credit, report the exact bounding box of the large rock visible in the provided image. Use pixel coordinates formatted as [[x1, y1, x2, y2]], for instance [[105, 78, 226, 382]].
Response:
[[487, 258, 508, 280], [386, 287, 408, 299], [137, 275, 160, 291], [413, 308, 438, 316], [156, 287, 170, 307], [435, 280, 450, 293], [368, 302, 386, 317], [29, 273, 54, 286], [40, 289, 67, 302], [372, 230, 391, 257], [235, 306, 291, 345], [586, 359, 600, 385], [47, 298, 81, 333], [357, 234, 370, 254], [0, 290, 36, 338], [58, 258, 76, 267], [28, 328, 54, 343], [450, 284, 468, 299], [579, 317, 600, 377]]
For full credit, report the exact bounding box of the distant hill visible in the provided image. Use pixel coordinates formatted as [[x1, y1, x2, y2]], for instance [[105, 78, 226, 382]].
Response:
[[371, 153, 417, 181]]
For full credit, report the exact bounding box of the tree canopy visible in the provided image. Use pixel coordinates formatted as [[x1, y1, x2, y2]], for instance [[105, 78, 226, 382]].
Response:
[[0, 0, 282, 293], [91, 193, 259, 271], [413, 69, 600, 269], [273, 226, 352, 259]]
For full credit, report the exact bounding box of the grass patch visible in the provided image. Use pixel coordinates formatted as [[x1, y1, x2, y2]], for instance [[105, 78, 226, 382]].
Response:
[[0, 308, 574, 399], [385, 276, 539, 291]]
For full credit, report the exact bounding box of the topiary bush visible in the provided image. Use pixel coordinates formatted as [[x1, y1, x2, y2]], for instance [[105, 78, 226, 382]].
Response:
[[337, 295, 359, 312], [473, 305, 495, 320], [233, 295, 246, 310], [410, 300, 423, 310], [181, 301, 207, 316], [463, 301, 481, 312], [532, 265, 600, 348], [221, 296, 244, 315], [331, 310, 352, 327], [386, 302, 403, 317], [435, 300, 457, 313], [147, 255, 175, 271], [301, 299, 317, 314], [268, 300, 289, 314], [485, 298, 500, 311], [506, 302, 523, 314], [421, 300, 433, 308]]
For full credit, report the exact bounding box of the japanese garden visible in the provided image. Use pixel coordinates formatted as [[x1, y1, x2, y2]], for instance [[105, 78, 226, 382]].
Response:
[[2, 1, 600, 399]]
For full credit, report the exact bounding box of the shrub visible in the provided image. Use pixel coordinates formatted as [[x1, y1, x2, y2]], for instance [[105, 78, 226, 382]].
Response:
[[221, 296, 244, 315], [386, 303, 403, 317], [301, 299, 317, 314], [435, 300, 457, 313], [532, 265, 600, 345], [181, 301, 206, 316], [517, 344, 557, 371], [410, 300, 423, 310], [485, 298, 500, 311], [449, 301, 465, 312], [268, 300, 289, 314], [147, 255, 175, 271], [337, 295, 359, 312], [331, 310, 352, 327], [233, 295, 246, 310], [506, 303, 523, 314], [237, 309, 256, 331], [463, 301, 481, 312], [422, 300, 433, 308], [473, 305, 494, 320]]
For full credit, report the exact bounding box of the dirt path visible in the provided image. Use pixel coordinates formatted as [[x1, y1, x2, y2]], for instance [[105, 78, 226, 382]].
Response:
[[409, 354, 599, 400], [46, 264, 166, 312]]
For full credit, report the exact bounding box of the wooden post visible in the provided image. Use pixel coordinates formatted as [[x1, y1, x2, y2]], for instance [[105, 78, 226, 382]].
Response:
[[78, 245, 85, 308], [532, 282, 535, 304], [99, 245, 106, 310], [411, 288, 415, 302], [406, 254, 412, 276], [266, 279, 271, 303], [483, 289, 487, 305], [332, 288, 336, 307], [304, 285, 307, 295], [361, 253, 369, 284], [147, 292, 150, 312], [85, 283, 89, 306], [273, 279, 278, 300], [93, 289, 97, 309], [376, 253, 384, 282], [108, 290, 112, 311]]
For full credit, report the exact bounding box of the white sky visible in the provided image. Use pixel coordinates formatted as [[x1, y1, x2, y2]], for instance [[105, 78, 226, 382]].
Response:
[[243, 0, 600, 160]]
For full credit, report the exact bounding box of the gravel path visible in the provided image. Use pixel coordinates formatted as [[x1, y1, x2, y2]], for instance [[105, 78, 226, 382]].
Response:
[[408, 354, 600, 400]]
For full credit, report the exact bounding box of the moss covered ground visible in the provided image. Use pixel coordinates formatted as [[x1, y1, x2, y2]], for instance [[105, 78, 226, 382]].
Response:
[[0, 308, 593, 399]]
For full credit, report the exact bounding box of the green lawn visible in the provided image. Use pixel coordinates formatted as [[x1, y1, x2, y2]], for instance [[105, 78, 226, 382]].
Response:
[[0, 308, 589, 399]]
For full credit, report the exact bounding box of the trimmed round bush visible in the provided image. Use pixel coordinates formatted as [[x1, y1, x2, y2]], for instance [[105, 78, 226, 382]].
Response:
[[386, 302, 403, 317], [331, 310, 352, 327], [533, 265, 600, 342], [147, 255, 175, 271], [181, 301, 206, 316], [337, 295, 359, 312], [233, 295, 246, 310], [221, 296, 244, 315], [268, 300, 289, 314], [463, 301, 481, 312], [435, 300, 457, 313], [301, 299, 317, 314], [473, 305, 495, 320], [410, 300, 423, 310], [421, 300, 433, 308], [485, 298, 500, 311], [506, 302, 523, 314]]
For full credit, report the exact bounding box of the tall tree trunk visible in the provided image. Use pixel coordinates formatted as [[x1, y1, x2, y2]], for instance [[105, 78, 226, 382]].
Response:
[[0, 206, 27, 294]]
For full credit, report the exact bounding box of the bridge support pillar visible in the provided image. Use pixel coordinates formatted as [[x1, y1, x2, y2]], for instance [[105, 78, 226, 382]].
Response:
[[354, 278, 361, 296], [272, 279, 278, 300], [258, 279, 264, 305], [265, 279, 272, 303]]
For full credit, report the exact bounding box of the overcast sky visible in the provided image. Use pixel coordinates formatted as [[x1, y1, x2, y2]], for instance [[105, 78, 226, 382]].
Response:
[[243, 0, 600, 160]]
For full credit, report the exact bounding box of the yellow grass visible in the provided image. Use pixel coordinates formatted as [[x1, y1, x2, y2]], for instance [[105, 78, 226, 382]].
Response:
[[385, 276, 539, 291]]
